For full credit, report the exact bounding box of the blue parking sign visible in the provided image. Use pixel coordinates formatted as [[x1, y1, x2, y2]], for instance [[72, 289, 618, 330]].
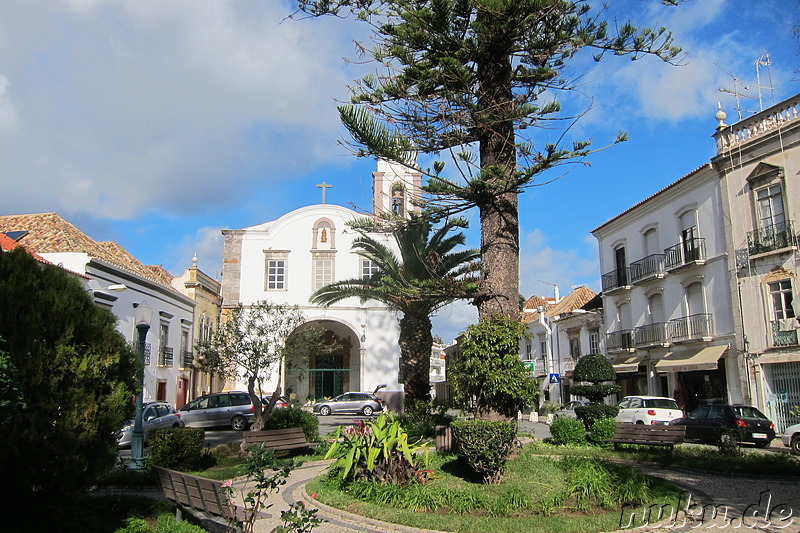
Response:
[[549, 373, 560, 384]]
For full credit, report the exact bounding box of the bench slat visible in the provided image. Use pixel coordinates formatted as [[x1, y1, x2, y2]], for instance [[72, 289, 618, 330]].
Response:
[[243, 427, 313, 451]]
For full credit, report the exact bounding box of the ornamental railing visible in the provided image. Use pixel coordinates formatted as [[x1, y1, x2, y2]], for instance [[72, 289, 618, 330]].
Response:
[[747, 220, 796, 256], [669, 314, 713, 342], [665, 238, 705, 270], [158, 346, 174, 367]]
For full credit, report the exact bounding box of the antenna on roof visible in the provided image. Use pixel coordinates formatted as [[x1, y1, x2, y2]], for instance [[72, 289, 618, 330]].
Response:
[[716, 54, 776, 120]]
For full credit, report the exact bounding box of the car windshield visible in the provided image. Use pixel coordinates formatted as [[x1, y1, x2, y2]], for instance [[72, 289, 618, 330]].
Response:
[[733, 406, 767, 419], [643, 399, 680, 409]]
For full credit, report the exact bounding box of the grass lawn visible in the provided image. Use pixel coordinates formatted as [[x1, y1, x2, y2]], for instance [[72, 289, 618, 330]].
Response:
[[307, 444, 683, 533]]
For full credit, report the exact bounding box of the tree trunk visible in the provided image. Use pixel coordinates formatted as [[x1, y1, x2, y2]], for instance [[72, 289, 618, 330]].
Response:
[[398, 312, 433, 407], [475, 9, 519, 320]]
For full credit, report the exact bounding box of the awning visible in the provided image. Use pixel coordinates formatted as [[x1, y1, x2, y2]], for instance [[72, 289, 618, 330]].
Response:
[[612, 355, 645, 373], [655, 345, 728, 373]]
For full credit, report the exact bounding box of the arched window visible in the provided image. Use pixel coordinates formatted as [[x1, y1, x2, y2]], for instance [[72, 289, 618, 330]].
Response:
[[391, 183, 405, 216]]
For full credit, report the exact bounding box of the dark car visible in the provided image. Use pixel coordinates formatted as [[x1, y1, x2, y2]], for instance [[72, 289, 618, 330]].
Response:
[[670, 404, 775, 447], [554, 400, 589, 419], [178, 391, 256, 430]]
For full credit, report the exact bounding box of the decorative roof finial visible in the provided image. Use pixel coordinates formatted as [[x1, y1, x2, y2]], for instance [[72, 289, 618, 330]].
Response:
[[192, 252, 198, 268], [715, 102, 728, 129]]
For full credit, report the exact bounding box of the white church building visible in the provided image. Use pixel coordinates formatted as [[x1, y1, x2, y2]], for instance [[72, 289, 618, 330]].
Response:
[[220, 160, 422, 410]]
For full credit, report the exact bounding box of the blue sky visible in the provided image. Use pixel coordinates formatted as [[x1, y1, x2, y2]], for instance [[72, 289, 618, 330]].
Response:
[[0, 0, 798, 342]]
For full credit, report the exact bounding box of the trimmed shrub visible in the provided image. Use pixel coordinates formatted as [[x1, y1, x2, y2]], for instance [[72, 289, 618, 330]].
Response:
[[264, 406, 319, 442], [549, 416, 586, 446], [147, 427, 212, 470], [588, 417, 617, 447], [450, 419, 516, 484], [574, 403, 620, 429]]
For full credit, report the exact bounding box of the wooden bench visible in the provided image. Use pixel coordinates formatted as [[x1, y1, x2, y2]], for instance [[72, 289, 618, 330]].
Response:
[[153, 466, 270, 527], [242, 427, 314, 451], [608, 423, 686, 450]]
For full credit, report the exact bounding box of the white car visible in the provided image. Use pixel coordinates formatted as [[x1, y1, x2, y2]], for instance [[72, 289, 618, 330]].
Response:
[[780, 423, 800, 455], [116, 401, 185, 448], [616, 395, 683, 426]]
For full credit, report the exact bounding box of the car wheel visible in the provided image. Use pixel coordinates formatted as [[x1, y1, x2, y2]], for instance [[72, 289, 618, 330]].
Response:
[[362, 405, 374, 416], [172, 423, 180, 428], [231, 415, 248, 431], [635, 421, 645, 425], [791, 435, 800, 456], [319, 405, 331, 416]]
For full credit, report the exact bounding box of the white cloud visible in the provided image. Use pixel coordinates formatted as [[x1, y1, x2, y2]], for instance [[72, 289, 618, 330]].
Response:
[[0, 0, 367, 219], [432, 300, 477, 345], [0, 75, 17, 133], [168, 225, 227, 278], [520, 229, 600, 298]]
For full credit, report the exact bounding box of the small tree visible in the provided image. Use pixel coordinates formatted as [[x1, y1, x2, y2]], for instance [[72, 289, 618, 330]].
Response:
[[571, 354, 620, 429], [449, 315, 539, 420], [0, 248, 137, 503], [196, 301, 316, 431]]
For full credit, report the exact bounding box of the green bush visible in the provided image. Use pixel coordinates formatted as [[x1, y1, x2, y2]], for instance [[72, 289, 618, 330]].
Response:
[[549, 416, 586, 445], [450, 419, 516, 484], [394, 411, 452, 440], [264, 407, 319, 442], [574, 403, 619, 429], [114, 514, 207, 532], [147, 427, 212, 471], [588, 417, 617, 447], [325, 413, 430, 485]]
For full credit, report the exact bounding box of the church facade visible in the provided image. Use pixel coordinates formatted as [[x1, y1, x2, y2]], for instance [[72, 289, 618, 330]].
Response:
[[220, 160, 422, 409]]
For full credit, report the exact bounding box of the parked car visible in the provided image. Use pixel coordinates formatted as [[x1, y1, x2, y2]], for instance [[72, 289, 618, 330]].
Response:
[[670, 404, 775, 447], [262, 395, 289, 409], [554, 400, 589, 419], [780, 422, 800, 455], [313, 391, 384, 416], [116, 401, 184, 448], [178, 391, 256, 430], [616, 395, 683, 425]]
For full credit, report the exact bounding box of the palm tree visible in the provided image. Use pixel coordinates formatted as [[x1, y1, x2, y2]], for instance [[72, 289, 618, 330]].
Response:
[[311, 215, 480, 405]]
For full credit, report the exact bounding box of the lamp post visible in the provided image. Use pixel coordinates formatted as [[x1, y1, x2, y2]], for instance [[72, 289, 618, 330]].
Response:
[[131, 301, 154, 470]]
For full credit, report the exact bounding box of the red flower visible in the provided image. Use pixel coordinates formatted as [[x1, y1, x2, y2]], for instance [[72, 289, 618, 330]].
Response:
[[310, 492, 317, 499]]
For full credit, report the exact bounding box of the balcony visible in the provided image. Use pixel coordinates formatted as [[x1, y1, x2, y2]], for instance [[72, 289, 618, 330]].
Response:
[[158, 346, 174, 367], [747, 221, 797, 256], [771, 320, 799, 347], [562, 358, 576, 373], [181, 350, 194, 368], [601, 267, 631, 294], [606, 330, 635, 353], [634, 322, 670, 348], [668, 314, 713, 343], [665, 238, 706, 271], [629, 254, 666, 284]]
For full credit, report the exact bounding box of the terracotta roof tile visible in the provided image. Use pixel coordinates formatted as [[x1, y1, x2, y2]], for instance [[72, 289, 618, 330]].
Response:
[[0, 212, 166, 286]]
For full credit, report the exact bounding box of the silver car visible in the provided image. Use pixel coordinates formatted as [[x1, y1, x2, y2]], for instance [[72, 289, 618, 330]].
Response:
[[780, 423, 800, 455], [116, 401, 184, 448], [178, 391, 255, 430], [313, 391, 384, 416]]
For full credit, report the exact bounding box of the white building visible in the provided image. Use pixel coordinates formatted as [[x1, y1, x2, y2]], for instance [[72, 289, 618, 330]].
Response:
[[713, 94, 800, 432], [220, 160, 421, 410], [591, 163, 742, 412], [0, 213, 196, 408], [520, 286, 601, 407]]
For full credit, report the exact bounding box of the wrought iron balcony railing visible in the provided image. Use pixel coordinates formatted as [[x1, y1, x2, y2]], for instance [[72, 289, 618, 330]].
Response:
[[747, 220, 796, 256], [181, 351, 194, 368], [771, 320, 799, 347], [634, 322, 669, 347], [629, 254, 666, 283], [665, 238, 706, 271], [158, 346, 174, 367], [606, 330, 635, 352], [668, 314, 713, 342], [601, 267, 631, 292]]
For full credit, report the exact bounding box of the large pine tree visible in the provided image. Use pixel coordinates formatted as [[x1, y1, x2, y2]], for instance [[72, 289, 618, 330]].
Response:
[[295, 0, 684, 319]]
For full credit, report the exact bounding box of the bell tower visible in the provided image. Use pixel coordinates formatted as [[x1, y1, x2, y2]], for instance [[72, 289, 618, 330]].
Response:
[[372, 158, 422, 217]]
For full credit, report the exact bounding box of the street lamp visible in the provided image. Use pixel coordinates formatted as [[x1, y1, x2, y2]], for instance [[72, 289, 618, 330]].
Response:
[[131, 301, 154, 470]]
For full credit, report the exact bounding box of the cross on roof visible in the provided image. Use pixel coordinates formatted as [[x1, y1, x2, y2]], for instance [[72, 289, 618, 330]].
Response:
[[316, 182, 332, 204]]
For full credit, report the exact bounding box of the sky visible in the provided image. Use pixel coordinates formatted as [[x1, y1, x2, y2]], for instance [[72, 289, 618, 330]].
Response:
[[1, 0, 798, 343]]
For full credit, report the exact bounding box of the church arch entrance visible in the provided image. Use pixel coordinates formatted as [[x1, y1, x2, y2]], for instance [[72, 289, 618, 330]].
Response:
[[284, 320, 361, 403]]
